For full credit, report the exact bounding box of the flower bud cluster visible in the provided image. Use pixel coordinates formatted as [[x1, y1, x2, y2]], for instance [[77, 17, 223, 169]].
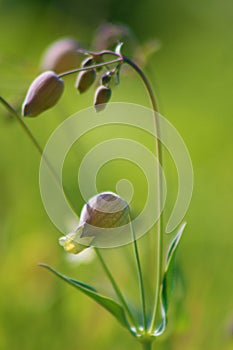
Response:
[[21, 44, 122, 117], [75, 54, 119, 112]]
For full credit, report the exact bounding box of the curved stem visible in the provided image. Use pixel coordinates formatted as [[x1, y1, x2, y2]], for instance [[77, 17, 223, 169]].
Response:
[[122, 56, 163, 332], [94, 248, 138, 331], [130, 219, 147, 331], [0, 97, 47, 160]]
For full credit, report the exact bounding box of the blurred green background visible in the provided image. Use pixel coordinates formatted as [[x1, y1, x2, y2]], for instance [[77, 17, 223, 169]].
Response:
[[0, 0, 233, 349]]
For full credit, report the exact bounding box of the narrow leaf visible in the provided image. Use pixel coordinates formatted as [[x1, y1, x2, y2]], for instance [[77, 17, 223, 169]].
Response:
[[40, 263, 130, 330], [68, 277, 97, 292], [166, 222, 187, 270], [161, 222, 187, 315]]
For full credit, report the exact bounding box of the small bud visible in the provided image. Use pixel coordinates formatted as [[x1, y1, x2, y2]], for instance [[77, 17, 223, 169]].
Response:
[[94, 85, 112, 112], [40, 38, 82, 74], [101, 71, 112, 85], [79, 192, 129, 238], [75, 69, 96, 94], [22, 71, 64, 117]]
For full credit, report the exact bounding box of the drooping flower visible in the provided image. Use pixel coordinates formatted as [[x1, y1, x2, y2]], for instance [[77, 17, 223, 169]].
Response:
[[59, 192, 130, 254]]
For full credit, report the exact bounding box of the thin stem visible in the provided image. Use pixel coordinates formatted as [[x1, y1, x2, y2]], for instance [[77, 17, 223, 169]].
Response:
[[130, 219, 147, 331], [141, 341, 152, 350], [78, 48, 120, 57], [0, 96, 77, 214], [94, 248, 138, 330], [58, 58, 123, 78], [122, 56, 163, 332], [0, 96, 47, 160]]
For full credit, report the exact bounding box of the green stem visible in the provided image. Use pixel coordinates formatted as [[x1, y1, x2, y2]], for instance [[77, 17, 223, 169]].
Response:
[[141, 341, 152, 350], [122, 56, 163, 332], [130, 219, 147, 331], [0, 96, 77, 214], [0, 96, 47, 160], [58, 58, 123, 78], [94, 248, 138, 331]]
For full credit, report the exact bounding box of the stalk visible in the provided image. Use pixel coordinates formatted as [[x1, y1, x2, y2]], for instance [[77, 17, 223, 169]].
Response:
[[0, 96, 77, 214], [58, 58, 123, 78], [141, 341, 152, 350], [94, 248, 138, 331], [0, 97, 47, 162], [129, 219, 147, 331], [121, 56, 163, 332]]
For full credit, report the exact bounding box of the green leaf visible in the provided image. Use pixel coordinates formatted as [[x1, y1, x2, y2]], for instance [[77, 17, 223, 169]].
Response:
[[40, 263, 130, 330], [153, 223, 187, 337], [166, 222, 187, 270], [161, 222, 187, 315]]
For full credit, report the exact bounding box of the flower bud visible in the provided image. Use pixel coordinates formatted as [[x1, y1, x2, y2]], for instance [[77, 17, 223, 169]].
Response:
[[22, 71, 64, 117], [101, 71, 112, 85], [94, 85, 112, 112], [40, 38, 82, 74], [79, 192, 129, 238], [75, 69, 96, 94]]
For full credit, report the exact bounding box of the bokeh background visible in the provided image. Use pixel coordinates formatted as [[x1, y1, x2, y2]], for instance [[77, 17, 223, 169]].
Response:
[[0, 0, 233, 349]]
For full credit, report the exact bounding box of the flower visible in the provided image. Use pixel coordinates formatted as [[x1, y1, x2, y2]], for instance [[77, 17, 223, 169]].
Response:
[[59, 227, 93, 254], [59, 192, 130, 254], [79, 191, 129, 235]]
